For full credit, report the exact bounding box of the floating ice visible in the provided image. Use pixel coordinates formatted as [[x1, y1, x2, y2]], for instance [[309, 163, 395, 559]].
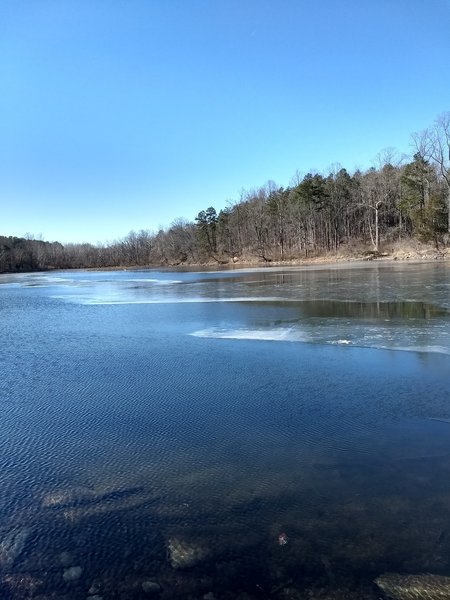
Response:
[[55, 295, 283, 305], [191, 327, 309, 342]]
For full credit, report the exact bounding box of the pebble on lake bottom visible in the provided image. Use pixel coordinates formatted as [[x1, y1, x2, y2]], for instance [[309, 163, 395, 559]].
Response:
[[278, 532, 289, 545]]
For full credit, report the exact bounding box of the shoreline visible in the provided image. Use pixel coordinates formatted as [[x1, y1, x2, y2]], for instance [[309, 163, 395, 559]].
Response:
[[81, 252, 450, 275], [76, 248, 449, 273], [1, 243, 449, 276], [155, 243, 450, 271]]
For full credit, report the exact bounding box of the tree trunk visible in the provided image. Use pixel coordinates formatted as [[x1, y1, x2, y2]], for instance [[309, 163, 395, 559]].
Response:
[[375, 205, 379, 251], [446, 185, 450, 234]]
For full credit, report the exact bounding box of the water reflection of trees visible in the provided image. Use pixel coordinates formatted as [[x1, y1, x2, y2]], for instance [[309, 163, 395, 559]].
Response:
[[269, 299, 448, 320]]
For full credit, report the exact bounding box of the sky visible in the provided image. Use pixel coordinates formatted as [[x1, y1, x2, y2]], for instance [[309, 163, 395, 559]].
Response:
[[1, 0, 450, 244]]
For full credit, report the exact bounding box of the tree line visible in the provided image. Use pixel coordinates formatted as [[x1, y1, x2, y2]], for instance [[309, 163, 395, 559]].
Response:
[[1, 112, 449, 273]]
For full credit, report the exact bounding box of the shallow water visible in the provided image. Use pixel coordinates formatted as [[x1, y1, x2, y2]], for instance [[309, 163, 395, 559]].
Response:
[[0, 261, 449, 599]]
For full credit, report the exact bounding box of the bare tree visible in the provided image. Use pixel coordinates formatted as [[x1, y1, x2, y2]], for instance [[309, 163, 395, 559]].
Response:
[[413, 112, 450, 233]]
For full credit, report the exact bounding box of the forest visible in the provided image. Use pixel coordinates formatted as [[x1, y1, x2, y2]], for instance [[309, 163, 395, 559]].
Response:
[[1, 113, 449, 273]]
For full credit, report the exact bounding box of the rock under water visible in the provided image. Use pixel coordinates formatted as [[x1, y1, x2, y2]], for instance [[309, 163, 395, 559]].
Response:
[[0, 527, 31, 566], [375, 572, 450, 599], [62, 565, 83, 582], [167, 538, 207, 569]]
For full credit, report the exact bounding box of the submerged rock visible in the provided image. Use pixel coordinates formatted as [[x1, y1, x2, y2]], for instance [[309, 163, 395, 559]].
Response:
[[0, 527, 31, 566], [59, 550, 75, 567], [63, 565, 83, 582], [88, 581, 102, 595], [375, 572, 450, 599], [41, 486, 92, 507], [167, 537, 207, 569], [3, 574, 43, 596], [142, 579, 161, 594]]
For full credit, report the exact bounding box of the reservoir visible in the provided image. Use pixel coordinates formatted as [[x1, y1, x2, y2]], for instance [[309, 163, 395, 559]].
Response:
[[1, 261, 450, 599]]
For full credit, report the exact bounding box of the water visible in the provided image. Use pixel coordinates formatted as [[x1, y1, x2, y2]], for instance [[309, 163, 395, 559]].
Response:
[[0, 261, 449, 599]]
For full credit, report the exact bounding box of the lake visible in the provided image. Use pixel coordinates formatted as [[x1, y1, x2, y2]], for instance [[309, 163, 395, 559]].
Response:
[[1, 261, 450, 599]]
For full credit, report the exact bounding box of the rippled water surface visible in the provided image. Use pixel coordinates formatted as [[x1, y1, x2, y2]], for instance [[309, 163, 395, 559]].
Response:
[[1, 261, 450, 599]]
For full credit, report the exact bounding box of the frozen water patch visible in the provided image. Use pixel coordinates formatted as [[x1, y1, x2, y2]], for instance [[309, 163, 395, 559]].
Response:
[[378, 345, 450, 356], [191, 327, 310, 343], [53, 295, 284, 305], [1, 275, 74, 287], [191, 327, 450, 356], [126, 278, 183, 285]]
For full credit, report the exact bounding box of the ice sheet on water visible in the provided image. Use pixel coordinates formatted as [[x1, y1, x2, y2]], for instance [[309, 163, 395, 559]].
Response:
[[191, 322, 450, 356], [191, 327, 310, 342], [379, 345, 450, 356], [53, 295, 283, 305], [0, 274, 73, 287], [125, 278, 183, 284]]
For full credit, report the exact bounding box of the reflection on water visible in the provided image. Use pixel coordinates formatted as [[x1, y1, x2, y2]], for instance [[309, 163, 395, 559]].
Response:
[[0, 262, 450, 599], [291, 299, 449, 319]]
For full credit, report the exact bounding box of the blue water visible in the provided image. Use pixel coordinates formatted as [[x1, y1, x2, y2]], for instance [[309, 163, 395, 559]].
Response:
[[0, 261, 450, 599]]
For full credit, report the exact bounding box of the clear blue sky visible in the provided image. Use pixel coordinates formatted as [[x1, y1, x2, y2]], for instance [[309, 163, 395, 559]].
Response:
[[1, 0, 449, 244]]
